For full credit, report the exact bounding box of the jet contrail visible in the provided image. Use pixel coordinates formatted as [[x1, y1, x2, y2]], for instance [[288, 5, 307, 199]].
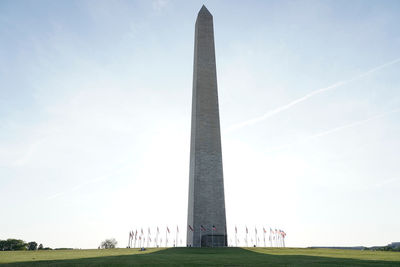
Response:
[[46, 160, 131, 200], [225, 57, 400, 133], [307, 108, 400, 140], [270, 108, 400, 153]]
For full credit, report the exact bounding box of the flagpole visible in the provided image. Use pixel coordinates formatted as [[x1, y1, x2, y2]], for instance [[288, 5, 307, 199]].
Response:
[[263, 229, 266, 247], [199, 226, 201, 248], [211, 225, 214, 248], [279, 231, 281, 247], [255, 227, 258, 247], [156, 227, 159, 247], [156, 229, 160, 247], [176, 226, 179, 247], [165, 228, 167, 247], [245, 226, 248, 247], [273, 229, 275, 247], [269, 229, 272, 247], [147, 228, 149, 248], [235, 226, 237, 247], [270, 232, 272, 247], [278, 230, 280, 247], [134, 231, 137, 248], [283, 232, 286, 248]]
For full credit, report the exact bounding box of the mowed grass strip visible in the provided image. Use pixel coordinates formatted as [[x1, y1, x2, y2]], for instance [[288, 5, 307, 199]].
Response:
[[246, 247, 400, 261], [0, 247, 399, 266], [0, 248, 163, 264]]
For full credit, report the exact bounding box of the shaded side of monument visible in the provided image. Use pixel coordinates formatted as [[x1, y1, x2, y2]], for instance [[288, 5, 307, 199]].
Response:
[[187, 5, 227, 248]]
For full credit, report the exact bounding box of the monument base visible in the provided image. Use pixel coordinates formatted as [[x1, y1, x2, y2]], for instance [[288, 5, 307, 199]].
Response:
[[201, 234, 227, 247]]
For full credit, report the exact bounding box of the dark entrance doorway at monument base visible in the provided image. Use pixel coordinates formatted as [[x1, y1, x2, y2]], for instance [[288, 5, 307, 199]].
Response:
[[201, 235, 227, 248], [186, 5, 228, 248]]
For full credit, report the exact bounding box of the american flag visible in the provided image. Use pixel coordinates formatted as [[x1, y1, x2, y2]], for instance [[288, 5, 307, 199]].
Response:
[[246, 226, 248, 234], [235, 226, 237, 233], [188, 225, 194, 232], [255, 227, 257, 234], [167, 227, 170, 233], [200, 225, 206, 231], [157, 227, 159, 233], [212, 225, 216, 231]]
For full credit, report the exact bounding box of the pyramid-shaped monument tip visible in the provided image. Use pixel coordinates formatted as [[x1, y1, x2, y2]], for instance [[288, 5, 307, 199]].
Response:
[[198, 5, 212, 16]]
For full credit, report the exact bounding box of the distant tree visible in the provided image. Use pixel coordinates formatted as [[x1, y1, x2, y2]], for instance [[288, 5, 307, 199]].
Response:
[[28, 241, 38, 250], [0, 239, 27, 251], [38, 243, 44, 250], [0, 240, 7, 251], [100, 238, 117, 249]]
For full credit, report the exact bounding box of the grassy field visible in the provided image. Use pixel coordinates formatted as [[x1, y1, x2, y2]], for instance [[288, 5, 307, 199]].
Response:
[[1, 247, 400, 266]]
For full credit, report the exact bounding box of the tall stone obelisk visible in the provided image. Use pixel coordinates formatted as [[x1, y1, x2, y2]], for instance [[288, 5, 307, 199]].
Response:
[[187, 5, 227, 248]]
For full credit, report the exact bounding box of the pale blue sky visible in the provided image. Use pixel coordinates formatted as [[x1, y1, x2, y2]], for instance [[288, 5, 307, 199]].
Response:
[[1, 0, 399, 248]]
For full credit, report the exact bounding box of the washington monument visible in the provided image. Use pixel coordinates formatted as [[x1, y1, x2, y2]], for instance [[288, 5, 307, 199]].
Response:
[[187, 6, 227, 247]]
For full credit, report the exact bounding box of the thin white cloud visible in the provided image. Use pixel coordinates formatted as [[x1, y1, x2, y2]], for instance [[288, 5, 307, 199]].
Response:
[[225, 57, 400, 133]]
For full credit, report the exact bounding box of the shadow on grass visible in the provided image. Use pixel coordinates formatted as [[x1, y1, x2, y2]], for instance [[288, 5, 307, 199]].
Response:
[[3, 247, 400, 267]]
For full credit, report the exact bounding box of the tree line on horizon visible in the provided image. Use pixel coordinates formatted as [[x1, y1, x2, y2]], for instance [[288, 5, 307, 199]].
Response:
[[0, 239, 73, 251], [0, 239, 44, 251], [0, 238, 117, 251]]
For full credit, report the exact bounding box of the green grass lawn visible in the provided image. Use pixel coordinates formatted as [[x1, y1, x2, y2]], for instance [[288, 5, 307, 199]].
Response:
[[1, 247, 399, 266]]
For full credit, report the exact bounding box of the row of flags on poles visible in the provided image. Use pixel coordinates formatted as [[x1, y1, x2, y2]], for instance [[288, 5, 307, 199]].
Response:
[[232, 226, 287, 248], [127, 225, 287, 248], [128, 226, 182, 248]]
